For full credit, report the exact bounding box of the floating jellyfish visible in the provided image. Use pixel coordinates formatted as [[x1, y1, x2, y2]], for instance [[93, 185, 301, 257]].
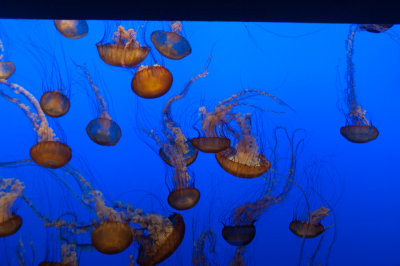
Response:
[[80, 65, 121, 146], [0, 39, 15, 80], [131, 64, 173, 99], [290, 206, 329, 238], [222, 128, 302, 246], [340, 25, 379, 143], [97, 25, 150, 67], [192, 229, 217, 266], [0, 81, 71, 168], [134, 212, 185, 265], [151, 21, 192, 60], [54, 20, 89, 39], [204, 90, 292, 178], [145, 60, 209, 210], [359, 24, 393, 33], [40, 91, 70, 118], [0, 178, 24, 237]]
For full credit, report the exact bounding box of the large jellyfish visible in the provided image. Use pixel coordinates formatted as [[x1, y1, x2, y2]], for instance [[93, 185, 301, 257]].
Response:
[[151, 21, 192, 60], [0, 81, 71, 168], [196, 89, 292, 178], [54, 20, 89, 39], [145, 59, 209, 210], [0, 39, 15, 80], [222, 127, 302, 246], [340, 24, 379, 143], [0, 178, 24, 237], [97, 24, 150, 67], [80, 65, 122, 146]]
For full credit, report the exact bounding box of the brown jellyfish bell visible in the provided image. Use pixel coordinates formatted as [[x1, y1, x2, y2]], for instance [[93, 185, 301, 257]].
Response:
[[136, 213, 185, 265], [131, 64, 173, 99], [222, 224, 256, 246], [97, 25, 150, 67], [92, 221, 133, 254], [40, 90, 70, 118], [0, 39, 15, 80], [289, 206, 329, 238], [0, 178, 24, 237]]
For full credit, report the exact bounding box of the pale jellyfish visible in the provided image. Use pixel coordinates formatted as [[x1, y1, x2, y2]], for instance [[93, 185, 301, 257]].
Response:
[[54, 20, 88, 39]]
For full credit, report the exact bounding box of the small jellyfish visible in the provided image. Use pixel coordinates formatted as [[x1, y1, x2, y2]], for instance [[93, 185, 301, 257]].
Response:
[[131, 64, 173, 99], [40, 91, 70, 118], [97, 25, 150, 67], [0, 39, 15, 80], [359, 24, 393, 33], [0, 178, 24, 237], [0, 80, 71, 168], [222, 128, 302, 246], [80, 65, 121, 146], [340, 25, 379, 143], [136, 213, 185, 265], [54, 20, 89, 39], [151, 21, 192, 60], [145, 60, 209, 210], [290, 206, 329, 238]]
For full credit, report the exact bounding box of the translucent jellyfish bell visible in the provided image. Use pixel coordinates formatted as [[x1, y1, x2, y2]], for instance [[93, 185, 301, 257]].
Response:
[[137, 213, 185, 265], [131, 65, 173, 99], [151, 30, 192, 60], [92, 221, 133, 254], [340, 125, 379, 143], [86, 118, 122, 146], [54, 20, 89, 39], [159, 140, 198, 167], [289, 221, 325, 238], [30, 141, 72, 169], [40, 91, 70, 117], [359, 24, 393, 33], [191, 136, 231, 153], [222, 224, 256, 246], [0, 61, 15, 79]]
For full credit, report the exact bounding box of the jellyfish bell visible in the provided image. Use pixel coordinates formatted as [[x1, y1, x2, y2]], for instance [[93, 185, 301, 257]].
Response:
[[359, 24, 393, 33], [0, 213, 22, 237], [91, 221, 133, 254], [0, 61, 15, 79], [222, 224, 256, 246], [54, 20, 89, 39], [40, 91, 70, 118], [86, 117, 122, 146], [159, 140, 198, 167], [131, 64, 173, 99], [30, 141, 72, 169], [191, 136, 231, 153], [289, 220, 325, 238], [137, 213, 185, 266], [340, 125, 379, 143], [151, 30, 191, 60], [168, 187, 200, 211], [97, 25, 150, 67], [215, 147, 271, 179]]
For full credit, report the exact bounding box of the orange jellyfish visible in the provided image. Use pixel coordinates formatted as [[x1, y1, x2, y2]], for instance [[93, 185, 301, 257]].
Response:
[[145, 60, 209, 210], [135, 213, 185, 265], [0, 80, 71, 168], [131, 64, 173, 99], [340, 25, 379, 143], [0, 178, 24, 237], [54, 20, 89, 39], [0, 39, 15, 80], [40, 90, 70, 118], [359, 24, 393, 33], [97, 25, 150, 67], [222, 127, 302, 246], [290, 206, 329, 238], [151, 21, 192, 60], [80, 65, 121, 146]]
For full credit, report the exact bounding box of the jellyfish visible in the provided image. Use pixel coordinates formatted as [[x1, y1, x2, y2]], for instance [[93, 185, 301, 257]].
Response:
[[131, 64, 173, 99], [97, 25, 150, 67], [0, 178, 24, 237], [290, 206, 329, 239], [80, 65, 121, 146], [0, 39, 15, 80], [54, 20, 89, 39], [340, 25, 379, 143], [222, 127, 302, 246], [0, 81, 71, 168], [40, 90, 70, 118], [151, 21, 192, 60], [192, 228, 217, 266], [144, 60, 209, 210], [359, 24, 393, 33]]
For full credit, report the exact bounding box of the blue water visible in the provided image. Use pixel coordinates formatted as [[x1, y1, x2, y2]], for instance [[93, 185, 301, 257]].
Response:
[[0, 20, 399, 265]]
